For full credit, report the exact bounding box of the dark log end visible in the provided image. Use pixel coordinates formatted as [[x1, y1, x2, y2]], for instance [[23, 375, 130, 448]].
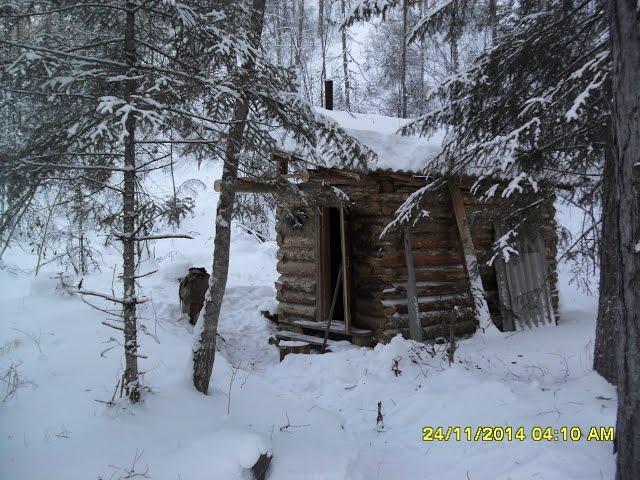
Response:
[[251, 452, 272, 480]]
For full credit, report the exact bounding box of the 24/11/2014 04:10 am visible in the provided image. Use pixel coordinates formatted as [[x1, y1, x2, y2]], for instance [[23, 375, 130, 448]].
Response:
[[421, 425, 615, 442]]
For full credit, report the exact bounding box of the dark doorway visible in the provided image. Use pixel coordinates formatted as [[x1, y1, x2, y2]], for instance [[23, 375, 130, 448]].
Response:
[[328, 207, 344, 320]]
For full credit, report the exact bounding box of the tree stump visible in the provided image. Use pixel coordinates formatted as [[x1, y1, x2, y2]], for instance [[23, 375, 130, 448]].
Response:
[[277, 340, 310, 361], [251, 452, 272, 480]]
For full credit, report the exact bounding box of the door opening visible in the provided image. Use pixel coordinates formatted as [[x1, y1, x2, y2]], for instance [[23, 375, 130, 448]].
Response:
[[319, 206, 352, 330]]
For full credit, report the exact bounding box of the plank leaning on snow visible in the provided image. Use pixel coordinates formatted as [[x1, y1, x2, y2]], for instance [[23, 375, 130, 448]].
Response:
[[448, 183, 496, 335]]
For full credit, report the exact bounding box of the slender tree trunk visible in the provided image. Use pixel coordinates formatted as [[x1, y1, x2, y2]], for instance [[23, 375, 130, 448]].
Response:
[[122, 1, 139, 403], [488, 0, 497, 45], [192, 0, 267, 395], [340, 0, 350, 110], [399, 0, 408, 118], [450, 15, 459, 73], [608, 1, 640, 479], [418, 0, 427, 112], [286, 0, 294, 66], [275, 0, 283, 65], [296, 0, 305, 96], [318, 0, 326, 106], [75, 183, 86, 275], [34, 187, 62, 276], [0, 188, 35, 259]]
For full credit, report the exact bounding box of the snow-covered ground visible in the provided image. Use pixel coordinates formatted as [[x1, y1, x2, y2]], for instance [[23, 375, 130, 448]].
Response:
[[0, 159, 616, 479]]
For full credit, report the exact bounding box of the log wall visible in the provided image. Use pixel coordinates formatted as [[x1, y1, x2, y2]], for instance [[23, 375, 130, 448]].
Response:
[[274, 206, 319, 329], [274, 171, 559, 343]]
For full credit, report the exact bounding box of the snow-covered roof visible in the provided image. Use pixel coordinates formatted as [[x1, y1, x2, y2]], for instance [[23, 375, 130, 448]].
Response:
[[317, 108, 444, 174]]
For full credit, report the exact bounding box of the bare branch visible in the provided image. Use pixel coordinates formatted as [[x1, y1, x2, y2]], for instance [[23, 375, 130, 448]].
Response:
[[102, 320, 125, 331], [79, 290, 126, 304]]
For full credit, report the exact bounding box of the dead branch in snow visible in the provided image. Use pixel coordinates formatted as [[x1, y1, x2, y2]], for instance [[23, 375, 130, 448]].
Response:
[[10, 328, 44, 355], [107, 449, 150, 479], [279, 412, 310, 432], [226, 363, 241, 415], [1, 361, 34, 403]]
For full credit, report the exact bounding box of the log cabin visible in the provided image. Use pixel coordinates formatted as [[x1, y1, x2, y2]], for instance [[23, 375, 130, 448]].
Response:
[[219, 108, 560, 348]]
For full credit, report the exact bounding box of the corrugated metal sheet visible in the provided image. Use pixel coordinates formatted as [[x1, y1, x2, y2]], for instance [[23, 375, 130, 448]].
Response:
[[494, 229, 556, 331]]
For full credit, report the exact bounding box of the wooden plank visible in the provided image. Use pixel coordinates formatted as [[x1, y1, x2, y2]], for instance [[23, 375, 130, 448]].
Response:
[[294, 319, 373, 337], [403, 226, 423, 341], [275, 330, 338, 348], [448, 183, 493, 332], [339, 206, 352, 333], [322, 263, 343, 350]]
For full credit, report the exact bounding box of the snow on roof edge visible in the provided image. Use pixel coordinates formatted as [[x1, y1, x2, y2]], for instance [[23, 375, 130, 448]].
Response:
[[277, 108, 445, 174]]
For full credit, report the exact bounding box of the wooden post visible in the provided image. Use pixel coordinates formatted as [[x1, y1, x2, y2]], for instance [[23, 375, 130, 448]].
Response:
[[339, 206, 351, 333], [403, 226, 423, 341], [448, 183, 493, 332]]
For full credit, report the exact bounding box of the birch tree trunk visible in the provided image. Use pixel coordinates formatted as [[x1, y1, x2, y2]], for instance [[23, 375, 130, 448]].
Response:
[[607, 1, 640, 478], [192, 0, 267, 395], [122, 0, 140, 403]]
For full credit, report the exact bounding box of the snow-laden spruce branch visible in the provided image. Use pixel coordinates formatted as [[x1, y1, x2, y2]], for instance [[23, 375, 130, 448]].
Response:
[[407, 0, 455, 44]]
